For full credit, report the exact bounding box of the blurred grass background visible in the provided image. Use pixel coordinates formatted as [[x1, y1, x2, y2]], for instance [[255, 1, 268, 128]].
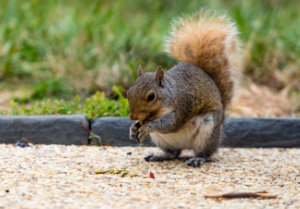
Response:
[[0, 0, 299, 116]]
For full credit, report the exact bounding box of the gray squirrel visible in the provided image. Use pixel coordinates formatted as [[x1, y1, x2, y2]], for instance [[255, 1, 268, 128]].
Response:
[[128, 10, 242, 167]]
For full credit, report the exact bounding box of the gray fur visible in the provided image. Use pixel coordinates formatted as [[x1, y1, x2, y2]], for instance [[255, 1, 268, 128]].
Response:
[[128, 63, 224, 167]]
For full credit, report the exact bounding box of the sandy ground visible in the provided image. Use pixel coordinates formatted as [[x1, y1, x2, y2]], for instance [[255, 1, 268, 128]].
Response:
[[0, 145, 299, 209]]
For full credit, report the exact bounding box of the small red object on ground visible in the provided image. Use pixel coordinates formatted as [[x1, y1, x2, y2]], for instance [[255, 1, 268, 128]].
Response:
[[150, 172, 155, 179]]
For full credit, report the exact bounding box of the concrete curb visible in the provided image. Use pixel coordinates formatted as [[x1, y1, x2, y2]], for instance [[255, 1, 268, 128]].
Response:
[[223, 117, 300, 148], [92, 117, 153, 147], [0, 116, 299, 147], [92, 117, 300, 148], [0, 115, 89, 145]]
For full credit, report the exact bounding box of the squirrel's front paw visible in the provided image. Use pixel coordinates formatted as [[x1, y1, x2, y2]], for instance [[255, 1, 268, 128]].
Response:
[[138, 125, 151, 142], [130, 122, 141, 142]]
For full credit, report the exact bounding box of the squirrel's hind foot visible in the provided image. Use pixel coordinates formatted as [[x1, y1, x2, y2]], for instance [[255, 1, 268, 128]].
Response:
[[186, 157, 207, 167], [144, 150, 181, 162], [144, 153, 176, 162]]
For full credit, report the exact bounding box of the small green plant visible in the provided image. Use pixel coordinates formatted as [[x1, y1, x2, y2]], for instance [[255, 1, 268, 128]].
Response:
[[84, 86, 129, 120], [1, 86, 130, 121], [89, 130, 102, 146], [79, 120, 102, 146]]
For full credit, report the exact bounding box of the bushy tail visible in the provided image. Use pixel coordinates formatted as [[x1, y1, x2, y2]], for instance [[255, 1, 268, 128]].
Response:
[[164, 9, 242, 108]]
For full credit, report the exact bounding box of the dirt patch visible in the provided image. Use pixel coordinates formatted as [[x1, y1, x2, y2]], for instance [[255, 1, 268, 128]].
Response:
[[229, 79, 298, 117], [0, 90, 13, 111]]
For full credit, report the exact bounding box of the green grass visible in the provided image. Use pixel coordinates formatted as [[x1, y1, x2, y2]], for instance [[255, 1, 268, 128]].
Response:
[[0, 0, 299, 114]]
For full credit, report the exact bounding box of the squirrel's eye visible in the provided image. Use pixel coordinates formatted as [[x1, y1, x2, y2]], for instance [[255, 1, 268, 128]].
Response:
[[147, 92, 155, 102]]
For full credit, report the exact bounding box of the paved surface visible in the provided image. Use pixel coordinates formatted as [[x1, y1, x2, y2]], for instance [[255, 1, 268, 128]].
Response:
[[0, 145, 299, 208]]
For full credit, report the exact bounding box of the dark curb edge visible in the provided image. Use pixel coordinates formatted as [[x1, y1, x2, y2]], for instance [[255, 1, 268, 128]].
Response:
[[0, 115, 299, 147], [92, 117, 300, 148], [0, 115, 89, 145]]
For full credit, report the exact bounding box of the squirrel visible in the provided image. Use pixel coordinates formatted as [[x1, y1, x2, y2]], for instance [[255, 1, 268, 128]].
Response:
[[127, 9, 242, 167]]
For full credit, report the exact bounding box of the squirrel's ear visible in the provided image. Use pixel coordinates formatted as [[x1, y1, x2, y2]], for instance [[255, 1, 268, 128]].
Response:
[[155, 66, 164, 87], [137, 65, 143, 77]]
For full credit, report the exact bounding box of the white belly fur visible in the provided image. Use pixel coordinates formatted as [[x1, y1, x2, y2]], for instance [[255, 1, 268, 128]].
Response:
[[150, 114, 214, 153]]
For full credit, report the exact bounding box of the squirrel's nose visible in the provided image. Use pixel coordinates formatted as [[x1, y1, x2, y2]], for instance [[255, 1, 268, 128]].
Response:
[[129, 113, 138, 121]]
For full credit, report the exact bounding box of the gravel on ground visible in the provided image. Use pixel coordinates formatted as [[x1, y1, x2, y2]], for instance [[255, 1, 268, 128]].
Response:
[[0, 144, 299, 209]]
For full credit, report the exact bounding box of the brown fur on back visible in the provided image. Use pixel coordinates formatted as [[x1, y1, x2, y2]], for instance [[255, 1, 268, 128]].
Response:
[[165, 9, 242, 108]]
